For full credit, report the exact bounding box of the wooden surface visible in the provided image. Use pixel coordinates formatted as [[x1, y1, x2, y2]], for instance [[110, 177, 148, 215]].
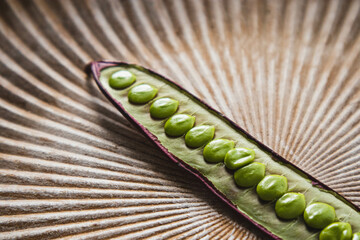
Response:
[[0, 0, 359, 239]]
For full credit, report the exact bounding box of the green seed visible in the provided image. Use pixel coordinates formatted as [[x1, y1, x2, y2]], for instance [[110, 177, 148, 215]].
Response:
[[150, 98, 179, 119], [128, 84, 158, 104], [185, 125, 215, 148], [234, 162, 265, 187], [319, 222, 352, 240], [224, 147, 255, 170], [275, 192, 306, 220], [256, 175, 288, 201], [109, 70, 136, 89], [352, 233, 360, 240], [303, 202, 336, 229], [203, 139, 234, 163], [164, 114, 195, 137]]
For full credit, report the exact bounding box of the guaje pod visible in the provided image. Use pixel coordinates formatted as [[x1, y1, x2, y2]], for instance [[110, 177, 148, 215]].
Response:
[[88, 61, 359, 240]]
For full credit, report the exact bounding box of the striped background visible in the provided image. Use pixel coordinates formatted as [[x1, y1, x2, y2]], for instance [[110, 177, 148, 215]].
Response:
[[0, 0, 359, 239]]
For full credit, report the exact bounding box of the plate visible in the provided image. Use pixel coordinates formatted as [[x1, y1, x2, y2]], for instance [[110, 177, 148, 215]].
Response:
[[0, 0, 359, 239]]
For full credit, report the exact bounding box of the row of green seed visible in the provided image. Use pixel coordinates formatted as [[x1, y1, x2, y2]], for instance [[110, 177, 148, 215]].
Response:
[[109, 70, 358, 240]]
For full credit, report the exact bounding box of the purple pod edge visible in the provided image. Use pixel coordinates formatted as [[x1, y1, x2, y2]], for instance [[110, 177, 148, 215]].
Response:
[[86, 61, 359, 240]]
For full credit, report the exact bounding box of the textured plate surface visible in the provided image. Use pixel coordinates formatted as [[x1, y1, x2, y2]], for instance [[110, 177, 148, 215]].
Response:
[[0, 0, 359, 239]]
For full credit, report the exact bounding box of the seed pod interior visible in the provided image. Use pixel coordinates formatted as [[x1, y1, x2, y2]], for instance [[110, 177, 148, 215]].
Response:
[[90, 61, 360, 240]]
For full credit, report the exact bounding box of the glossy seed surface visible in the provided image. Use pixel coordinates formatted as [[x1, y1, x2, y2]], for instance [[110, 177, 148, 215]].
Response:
[[150, 98, 179, 119], [234, 162, 265, 187], [353, 233, 360, 240], [109, 70, 136, 89], [225, 147, 255, 170], [275, 192, 306, 220], [319, 222, 352, 240], [203, 139, 235, 163], [185, 125, 215, 148], [304, 202, 336, 229], [164, 114, 195, 137], [256, 175, 288, 201], [128, 84, 158, 104]]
